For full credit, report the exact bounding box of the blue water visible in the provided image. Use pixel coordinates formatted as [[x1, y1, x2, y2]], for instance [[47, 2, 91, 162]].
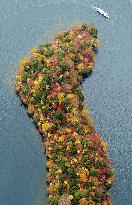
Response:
[[0, 0, 132, 205]]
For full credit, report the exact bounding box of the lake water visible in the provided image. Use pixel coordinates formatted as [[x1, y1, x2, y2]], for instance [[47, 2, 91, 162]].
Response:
[[0, 0, 132, 205]]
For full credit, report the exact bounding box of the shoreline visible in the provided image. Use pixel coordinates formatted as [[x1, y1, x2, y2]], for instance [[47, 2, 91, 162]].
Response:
[[16, 23, 114, 205]]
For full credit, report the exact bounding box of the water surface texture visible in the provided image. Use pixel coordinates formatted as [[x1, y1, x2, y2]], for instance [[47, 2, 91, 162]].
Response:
[[0, 0, 132, 205]]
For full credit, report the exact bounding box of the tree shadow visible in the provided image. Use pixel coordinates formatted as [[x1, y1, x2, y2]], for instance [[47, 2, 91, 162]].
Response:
[[81, 71, 92, 83]]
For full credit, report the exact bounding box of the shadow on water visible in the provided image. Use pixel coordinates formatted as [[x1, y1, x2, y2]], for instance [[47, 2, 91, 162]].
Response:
[[82, 71, 92, 83]]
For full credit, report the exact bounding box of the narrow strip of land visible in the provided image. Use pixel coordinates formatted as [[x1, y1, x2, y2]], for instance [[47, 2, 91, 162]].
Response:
[[16, 23, 114, 205]]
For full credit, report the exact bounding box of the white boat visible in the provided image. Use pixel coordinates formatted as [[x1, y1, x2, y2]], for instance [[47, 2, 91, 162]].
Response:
[[95, 7, 109, 18]]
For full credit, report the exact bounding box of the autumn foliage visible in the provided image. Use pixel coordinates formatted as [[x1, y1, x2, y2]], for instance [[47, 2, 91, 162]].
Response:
[[16, 23, 114, 205]]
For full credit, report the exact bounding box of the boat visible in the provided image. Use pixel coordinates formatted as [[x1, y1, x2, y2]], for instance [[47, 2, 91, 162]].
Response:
[[95, 7, 109, 18]]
